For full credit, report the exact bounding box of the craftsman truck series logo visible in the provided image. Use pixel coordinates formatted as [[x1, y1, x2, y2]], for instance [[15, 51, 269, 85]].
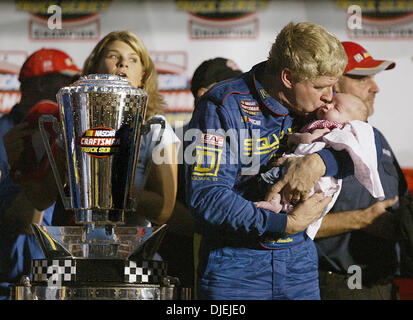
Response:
[[176, 0, 270, 40], [79, 127, 121, 157]]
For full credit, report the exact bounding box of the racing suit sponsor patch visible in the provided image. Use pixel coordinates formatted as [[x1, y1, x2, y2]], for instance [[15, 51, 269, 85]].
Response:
[[192, 146, 223, 177], [243, 133, 281, 156], [259, 88, 270, 99], [199, 133, 225, 148], [241, 115, 261, 126], [240, 100, 260, 116]]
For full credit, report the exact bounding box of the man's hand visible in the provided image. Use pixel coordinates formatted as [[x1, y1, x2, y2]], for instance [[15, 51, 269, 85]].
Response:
[[265, 153, 326, 204], [362, 196, 399, 239], [1, 190, 44, 234], [4, 123, 64, 210], [360, 196, 398, 229], [286, 192, 332, 235], [3, 123, 34, 170]]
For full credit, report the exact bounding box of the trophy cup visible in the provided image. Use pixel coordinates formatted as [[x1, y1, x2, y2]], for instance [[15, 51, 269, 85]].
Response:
[[10, 74, 189, 300]]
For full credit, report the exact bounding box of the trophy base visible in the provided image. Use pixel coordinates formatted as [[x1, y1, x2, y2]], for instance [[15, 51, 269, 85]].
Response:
[[11, 283, 181, 300], [10, 258, 191, 300]]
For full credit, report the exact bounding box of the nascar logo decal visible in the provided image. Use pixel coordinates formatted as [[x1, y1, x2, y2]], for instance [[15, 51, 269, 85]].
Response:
[[79, 127, 121, 158], [240, 100, 260, 116]]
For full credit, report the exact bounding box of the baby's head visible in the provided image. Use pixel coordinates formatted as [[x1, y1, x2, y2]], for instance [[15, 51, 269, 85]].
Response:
[[316, 92, 368, 123]]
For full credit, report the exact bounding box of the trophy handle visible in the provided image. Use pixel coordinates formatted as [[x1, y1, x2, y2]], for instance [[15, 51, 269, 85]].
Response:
[[141, 117, 165, 137], [128, 117, 166, 209], [39, 115, 71, 210]]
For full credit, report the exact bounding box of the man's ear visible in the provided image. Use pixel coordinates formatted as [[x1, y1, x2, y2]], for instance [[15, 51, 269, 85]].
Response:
[[280, 68, 294, 89]]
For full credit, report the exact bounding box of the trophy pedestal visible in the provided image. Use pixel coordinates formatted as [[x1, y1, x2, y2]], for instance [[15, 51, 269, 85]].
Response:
[[10, 224, 191, 300], [11, 259, 189, 300]]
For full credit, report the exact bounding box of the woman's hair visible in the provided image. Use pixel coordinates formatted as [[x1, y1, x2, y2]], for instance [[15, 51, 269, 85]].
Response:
[[267, 22, 348, 81], [82, 30, 165, 119]]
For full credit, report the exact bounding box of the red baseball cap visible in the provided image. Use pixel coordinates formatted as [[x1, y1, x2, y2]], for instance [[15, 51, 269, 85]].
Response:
[[342, 41, 395, 76], [19, 48, 81, 81]]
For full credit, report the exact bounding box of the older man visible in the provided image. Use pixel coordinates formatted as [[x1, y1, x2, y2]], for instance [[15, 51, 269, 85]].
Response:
[[315, 41, 411, 300]]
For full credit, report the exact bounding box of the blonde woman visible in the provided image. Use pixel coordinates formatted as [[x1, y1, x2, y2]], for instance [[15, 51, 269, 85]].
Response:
[[83, 31, 180, 226]]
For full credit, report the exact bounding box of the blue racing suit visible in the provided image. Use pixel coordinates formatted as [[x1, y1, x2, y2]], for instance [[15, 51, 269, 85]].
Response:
[[184, 62, 357, 300], [0, 111, 54, 300]]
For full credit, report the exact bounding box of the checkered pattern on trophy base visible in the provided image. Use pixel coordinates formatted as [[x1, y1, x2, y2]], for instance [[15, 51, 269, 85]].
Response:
[[124, 260, 167, 284], [31, 259, 76, 283]]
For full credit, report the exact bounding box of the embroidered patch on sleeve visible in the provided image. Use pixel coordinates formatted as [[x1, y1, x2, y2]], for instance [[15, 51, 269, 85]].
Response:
[[192, 146, 223, 177]]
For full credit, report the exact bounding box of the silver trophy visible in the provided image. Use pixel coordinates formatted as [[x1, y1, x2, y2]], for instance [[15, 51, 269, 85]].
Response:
[[43, 74, 157, 225], [10, 75, 190, 300]]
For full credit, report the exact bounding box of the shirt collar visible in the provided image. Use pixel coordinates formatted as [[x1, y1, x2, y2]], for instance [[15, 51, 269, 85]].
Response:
[[251, 61, 289, 116]]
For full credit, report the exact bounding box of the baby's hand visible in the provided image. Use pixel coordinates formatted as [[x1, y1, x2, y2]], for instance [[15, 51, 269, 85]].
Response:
[[254, 194, 283, 213], [287, 132, 313, 150], [310, 128, 331, 142]]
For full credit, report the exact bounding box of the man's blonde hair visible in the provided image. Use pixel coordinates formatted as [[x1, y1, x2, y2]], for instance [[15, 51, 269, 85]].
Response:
[[267, 22, 347, 81], [82, 30, 165, 119]]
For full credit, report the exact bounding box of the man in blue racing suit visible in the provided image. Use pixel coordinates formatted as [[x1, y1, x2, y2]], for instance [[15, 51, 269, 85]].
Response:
[[184, 22, 379, 300]]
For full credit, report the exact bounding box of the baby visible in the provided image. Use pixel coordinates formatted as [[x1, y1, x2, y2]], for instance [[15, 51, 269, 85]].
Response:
[[287, 92, 368, 149], [255, 93, 383, 239]]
